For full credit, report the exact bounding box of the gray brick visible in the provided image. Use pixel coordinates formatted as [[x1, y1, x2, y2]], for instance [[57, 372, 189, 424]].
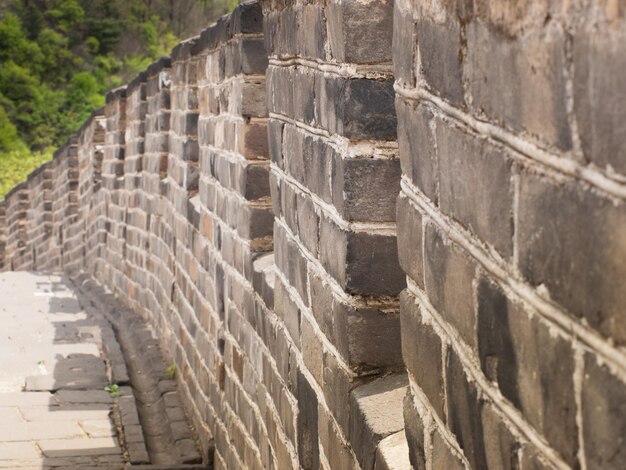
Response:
[[582, 352, 626, 470], [424, 223, 477, 350], [477, 276, 578, 465], [416, 18, 464, 105], [517, 172, 626, 345], [445, 347, 486, 469], [396, 193, 423, 288], [327, 0, 393, 64], [574, 28, 626, 174], [403, 393, 426, 470], [395, 98, 438, 202], [435, 118, 514, 257], [466, 21, 571, 150], [400, 290, 444, 419]]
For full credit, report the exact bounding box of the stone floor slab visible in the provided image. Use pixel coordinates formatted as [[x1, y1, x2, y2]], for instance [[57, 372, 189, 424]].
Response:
[[0, 441, 40, 460], [38, 437, 121, 456], [0, 421, 85, 442]]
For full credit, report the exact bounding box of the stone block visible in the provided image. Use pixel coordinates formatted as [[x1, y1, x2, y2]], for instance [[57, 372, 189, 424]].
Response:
[[333, 157, 401, 222], [298, 5, 327, 60], [574, 28, 626, 174], [319, 215, 405, 296], [416, 18, 464, 105], [341, 79, 397, 141], [396, 193, 423, 287], [241, 38, 269, 75], [431, 429, 465, 470], [403, 392, 426, 470], [297, 369, 320, 470], [466, 21, 571, 150], [481, 402, 520, 470], [424, 223, 477, 350], [392, 6, 415, 87], [582, 352, 626, 469], [395, 98, 438, 202], [517, 172, 626, 345], [400, 290, 444, 419], [445, 347, 486, 469], [435, 118, 514, 257], [309, 270, 402, 371], [349, 374, 408, 470], [477, 276, 578, 465], [327, 0, 394, 64]]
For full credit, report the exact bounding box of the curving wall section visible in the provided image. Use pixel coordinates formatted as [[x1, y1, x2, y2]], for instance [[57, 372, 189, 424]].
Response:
[[1, 1, 626, 469]]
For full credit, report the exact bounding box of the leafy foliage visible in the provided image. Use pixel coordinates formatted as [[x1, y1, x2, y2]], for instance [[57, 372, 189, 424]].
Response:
[[0, 0, 236, 199]]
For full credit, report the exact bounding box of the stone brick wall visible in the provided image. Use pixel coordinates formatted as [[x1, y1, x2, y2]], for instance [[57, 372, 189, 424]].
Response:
[[1, 1, 625, 469], [394, 1, 626, 469], [263, 0, 410, 468]]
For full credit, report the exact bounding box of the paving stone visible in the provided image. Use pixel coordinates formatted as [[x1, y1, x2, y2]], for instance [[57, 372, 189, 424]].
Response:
[[38, 436, 121, 456], [80, 419, 116, 438], [19, 406, 110, 422], [0, 421, 85, 442], [0, 441, 40, 460]]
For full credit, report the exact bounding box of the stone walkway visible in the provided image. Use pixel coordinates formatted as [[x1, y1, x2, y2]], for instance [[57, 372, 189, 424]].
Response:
[[0, 272, 127, 469]]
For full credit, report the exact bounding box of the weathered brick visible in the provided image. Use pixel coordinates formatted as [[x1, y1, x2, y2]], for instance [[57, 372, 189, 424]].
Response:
[[396, 193, 423, 287], [431, 429, 465, 470], [340, 79, 397, 141], [436, 120, 514, 257], [402, 393, 426, 470], [445, 347, 486, 469], [400, 290, 444, 419], [309, 271, 402, 371], [424, 223, 476, 350], [392, 6, 415, 87], [582, 353, 626, 469], [466, 21, 571, 150], [327, 0, 394, 64], [517, 172, 626, 345], [416, 18, 464, 105], [481, 402, 520, 470], [395, 98, 438, 202], [574, 28, 626, 174], [477, 276, 578, 465], [333, 157, 401, 222]]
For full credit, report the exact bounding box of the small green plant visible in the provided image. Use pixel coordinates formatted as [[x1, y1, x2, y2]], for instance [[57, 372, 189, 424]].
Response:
[[104, 384, 120, 398], [37, 359, 45, 365], [165, 364, 176, 380]]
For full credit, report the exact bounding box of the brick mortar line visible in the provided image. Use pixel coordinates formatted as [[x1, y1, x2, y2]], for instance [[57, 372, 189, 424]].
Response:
[[197, 72, 266, 88], [180, 30, 265, 59], [406, 279, 571, 470], [395, 84, 626, 200], [199, 112, 268, 126], [573, 347, 588, 470], [269, 112, 399, 157], [272, 165, 398, 233], [401, 177, 626, 380], [268, 56, 393, 79]]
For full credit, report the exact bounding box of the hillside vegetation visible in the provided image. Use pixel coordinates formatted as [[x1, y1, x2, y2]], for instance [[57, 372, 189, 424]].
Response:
[[0, 0, 236, 198]]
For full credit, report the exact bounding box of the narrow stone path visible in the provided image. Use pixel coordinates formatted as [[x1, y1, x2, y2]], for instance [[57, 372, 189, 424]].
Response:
[[0, 272, 206, 470], [0, 272, 127, 469]]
